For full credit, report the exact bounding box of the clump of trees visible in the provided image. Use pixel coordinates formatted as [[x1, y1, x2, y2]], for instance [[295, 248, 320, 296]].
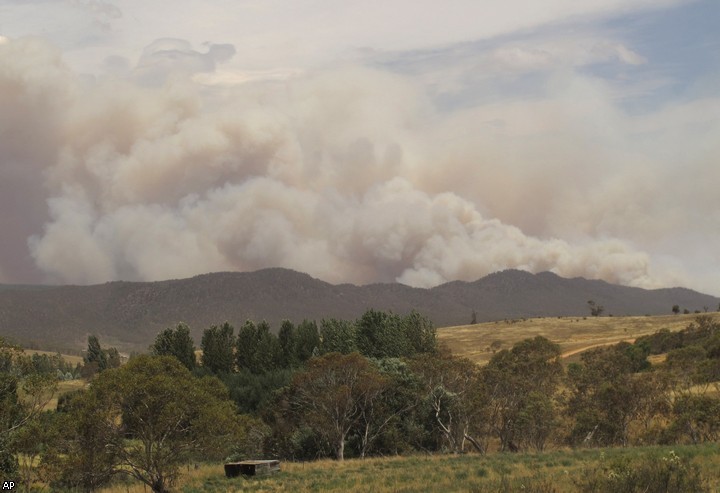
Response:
[[42, 356, 248, 492], [201, 322, 235, 374], [284, 352, 385, 460], [484, 336, 563, 452], [196, 310, 437, 416], [257, 315, 720, 460], [0, 337, 57, 478], [587, 300, 604, 317], [81, 334, 122, 378], [146, 310, 436, 380], [150, 323, 197, 371]]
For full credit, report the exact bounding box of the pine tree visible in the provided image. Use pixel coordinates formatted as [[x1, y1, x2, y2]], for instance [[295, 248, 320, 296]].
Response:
[[150, 323, 196, 371], [84, 335, 108, 375], [201, 322, 236, 374]]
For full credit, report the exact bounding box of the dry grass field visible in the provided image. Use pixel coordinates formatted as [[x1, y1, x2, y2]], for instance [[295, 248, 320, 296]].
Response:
[[93, 444, 720, 493], [43, 379, 88, 411], [15, 350, 86, 410], [437, 312, 711, 364], [22, 348, 84, 366]]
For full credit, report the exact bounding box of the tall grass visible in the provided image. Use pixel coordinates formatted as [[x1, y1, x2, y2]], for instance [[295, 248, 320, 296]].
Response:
[[93, 443, 720, 493]]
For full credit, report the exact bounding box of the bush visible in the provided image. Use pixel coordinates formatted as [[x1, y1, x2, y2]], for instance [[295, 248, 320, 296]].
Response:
[[0, 435, 18, 477], [575, 450, 707, 492]]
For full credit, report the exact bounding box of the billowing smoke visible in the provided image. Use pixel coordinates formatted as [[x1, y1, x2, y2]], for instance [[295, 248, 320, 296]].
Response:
[[1, 36, 717, 291]]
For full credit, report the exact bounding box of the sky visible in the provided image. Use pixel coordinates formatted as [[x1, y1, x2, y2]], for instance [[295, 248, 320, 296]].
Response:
[[0, 0, 719, 294]]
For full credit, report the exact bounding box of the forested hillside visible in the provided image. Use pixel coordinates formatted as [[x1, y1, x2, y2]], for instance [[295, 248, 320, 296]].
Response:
[[1, 268, 717, 352]]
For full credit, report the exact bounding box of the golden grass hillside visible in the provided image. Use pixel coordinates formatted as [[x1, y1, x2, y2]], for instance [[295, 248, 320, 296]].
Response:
[[438, 312, 713, 364]]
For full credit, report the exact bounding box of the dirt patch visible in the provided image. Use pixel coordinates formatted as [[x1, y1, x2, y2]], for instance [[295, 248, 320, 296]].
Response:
[[560, 339, 636, 359]]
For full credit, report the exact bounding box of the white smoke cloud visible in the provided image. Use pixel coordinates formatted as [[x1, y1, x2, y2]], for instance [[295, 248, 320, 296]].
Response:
[[134, 38, 237, 86], [1, 36, 717, 292], [70, 0, 123, 30]]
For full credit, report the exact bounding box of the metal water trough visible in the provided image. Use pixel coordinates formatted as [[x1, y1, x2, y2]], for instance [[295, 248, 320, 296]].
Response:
[[224, 459, 281, 478]]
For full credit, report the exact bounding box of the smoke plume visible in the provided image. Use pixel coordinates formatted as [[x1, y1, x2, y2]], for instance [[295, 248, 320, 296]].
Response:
[[1, 36, 717, 291]]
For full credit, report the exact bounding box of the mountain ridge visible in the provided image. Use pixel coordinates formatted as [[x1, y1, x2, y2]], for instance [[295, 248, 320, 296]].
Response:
[[1, 268, 717, 352]]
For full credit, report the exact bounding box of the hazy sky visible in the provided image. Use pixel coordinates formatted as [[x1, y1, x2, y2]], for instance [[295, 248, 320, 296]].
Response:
[[1, 0, 719, 294]]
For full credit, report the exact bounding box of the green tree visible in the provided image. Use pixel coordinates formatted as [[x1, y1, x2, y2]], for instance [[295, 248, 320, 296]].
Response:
[[53, 356, 241, 493], [289, 352, 385, 460], [294, 319, 320, 363], [41, 388, 118, 491], [403, 310, 437, 354], [664, 345, 708, 395], [13, 411, 61, 488], [673, 304, 680, 315], [566, 343, 659, 447], [514, 391, 557, 451], [356, 310, 410, 358], [278, 320, 297, 367], [0, 340, 20, 475], [236, 320, 259, 372], [354, 310, 436, 359], [411, 354, 489, 454], [0, 338, 56, 478], [150, 323, 197, 371], [106, 347, 122, 369], [320, 318, 356, 355], [201, 322, 236, 374], [483, 336, 563, 451], [82, 335, 108, 377], [256, 321, 283, 373], [668, 395, 720, 444], [0, 434, 18, 478], [235, 320, 282, 374], [587, 300, 604, 317], [357, 358, 423, 457], [82, 336, 121, 377], [221, 369, 293, 414]]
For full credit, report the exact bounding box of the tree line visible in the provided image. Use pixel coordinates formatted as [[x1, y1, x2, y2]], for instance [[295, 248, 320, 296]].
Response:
[[146, 309, 437, 375], [1, 313, 720, 492]]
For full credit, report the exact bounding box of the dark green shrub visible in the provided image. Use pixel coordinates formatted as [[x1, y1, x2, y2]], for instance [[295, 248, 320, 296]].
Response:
[[0, 435, 18, 477]]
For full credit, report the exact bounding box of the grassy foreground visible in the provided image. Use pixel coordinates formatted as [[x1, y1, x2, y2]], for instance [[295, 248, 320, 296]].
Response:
[[438, 313, 708, 364], [96, 444, 720, 493]]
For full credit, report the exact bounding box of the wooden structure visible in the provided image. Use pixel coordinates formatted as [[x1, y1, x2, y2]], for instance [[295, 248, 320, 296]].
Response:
[[224, 460, 281, 477]]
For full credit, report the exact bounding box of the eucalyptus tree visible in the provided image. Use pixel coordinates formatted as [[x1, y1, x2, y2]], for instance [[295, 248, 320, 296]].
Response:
[[45, 355, 242, 493]]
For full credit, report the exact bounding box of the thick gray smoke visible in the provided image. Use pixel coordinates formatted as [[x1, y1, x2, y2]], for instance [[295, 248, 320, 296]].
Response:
[[1, 37, 717, 291]]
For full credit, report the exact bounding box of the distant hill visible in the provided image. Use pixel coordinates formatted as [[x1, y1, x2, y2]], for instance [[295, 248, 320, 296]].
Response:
[[0, 268, 717, 352]]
